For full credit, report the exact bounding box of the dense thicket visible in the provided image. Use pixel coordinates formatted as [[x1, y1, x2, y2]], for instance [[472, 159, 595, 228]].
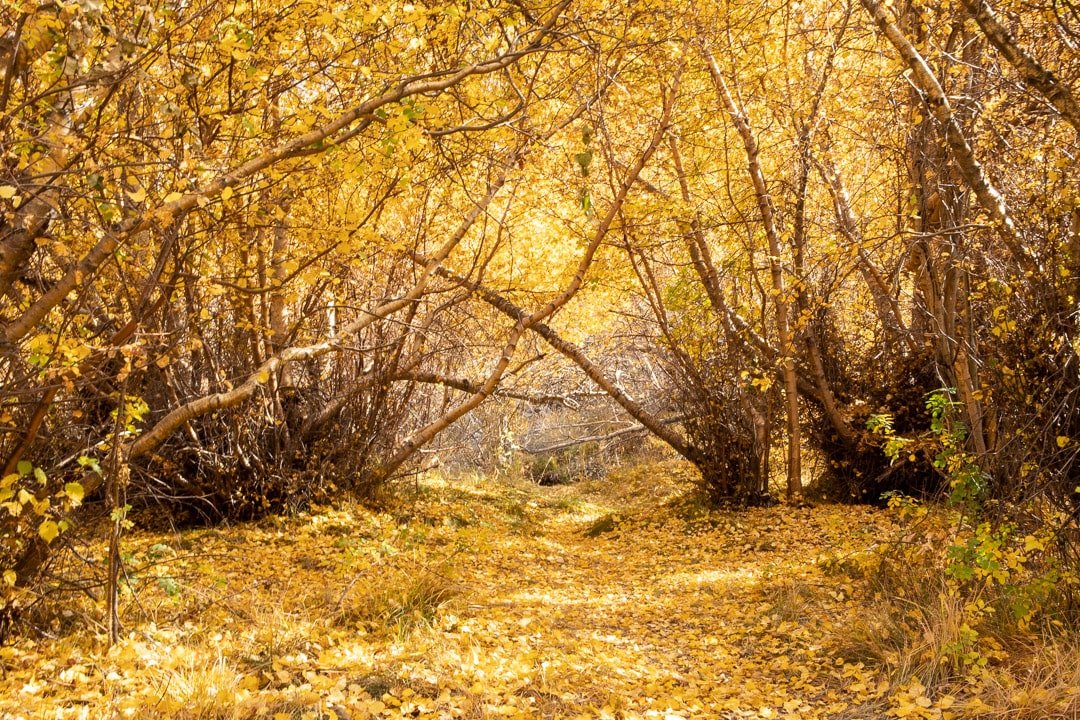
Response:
[[3, 0, 1080, 634]]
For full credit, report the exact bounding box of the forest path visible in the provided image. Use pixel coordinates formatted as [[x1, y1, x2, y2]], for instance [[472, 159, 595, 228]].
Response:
[[0, 460, 898, 719], [436, 460, 891, 719]]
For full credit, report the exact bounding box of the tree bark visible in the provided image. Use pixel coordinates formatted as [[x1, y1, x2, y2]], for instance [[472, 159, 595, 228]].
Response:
[[859, 0, 1037, 276], [703, 46, 803, 499], [960, 0, 1080, 135]]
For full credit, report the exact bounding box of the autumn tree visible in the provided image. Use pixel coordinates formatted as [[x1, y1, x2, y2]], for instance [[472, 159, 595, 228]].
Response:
[[0, 0, 590, 633]]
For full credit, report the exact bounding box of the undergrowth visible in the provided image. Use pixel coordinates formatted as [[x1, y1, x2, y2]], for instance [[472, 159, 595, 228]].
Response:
[[824, 492, 1080, 718]]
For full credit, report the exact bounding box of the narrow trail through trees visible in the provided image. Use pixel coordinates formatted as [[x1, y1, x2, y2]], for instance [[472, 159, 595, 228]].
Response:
[[451, 467, 891, 719]]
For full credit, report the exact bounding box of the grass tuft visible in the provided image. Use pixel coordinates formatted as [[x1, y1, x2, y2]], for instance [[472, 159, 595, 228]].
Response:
[[339, 567, 461, 640], [763, 577, 817, 624], [974, 639, 1080, 719]]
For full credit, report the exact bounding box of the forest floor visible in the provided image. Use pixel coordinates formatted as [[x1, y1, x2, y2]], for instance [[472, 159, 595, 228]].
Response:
[[0, 459, 1075, 719]]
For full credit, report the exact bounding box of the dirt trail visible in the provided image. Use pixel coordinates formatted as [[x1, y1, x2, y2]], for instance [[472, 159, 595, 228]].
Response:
[[436, 463, 889, 719]]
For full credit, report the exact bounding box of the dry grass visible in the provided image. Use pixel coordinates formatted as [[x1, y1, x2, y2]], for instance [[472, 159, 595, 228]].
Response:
[[133, 653, 240, 719], [830, 504, 1080, 717], [838, 579, 977, 690], [337, 566, 461, 640], [973, 639, 1080, 719], [828, 526, 1004, 693], [762, 577, 819, 625]]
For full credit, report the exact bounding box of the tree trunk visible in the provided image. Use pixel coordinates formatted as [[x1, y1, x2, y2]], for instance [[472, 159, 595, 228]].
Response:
[[704, 47, 803, 499], [960, 0, 1080, 135]]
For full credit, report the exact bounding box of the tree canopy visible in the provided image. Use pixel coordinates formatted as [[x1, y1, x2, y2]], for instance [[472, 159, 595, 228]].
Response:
[[3, 0, 1080, 645]]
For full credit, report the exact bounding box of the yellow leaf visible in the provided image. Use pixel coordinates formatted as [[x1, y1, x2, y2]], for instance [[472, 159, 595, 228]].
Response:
[[256, 370, 269, 384], [39, 519, 59, 543], [2, 570, 15, 586], [64, 482, 84, 506], [0, 186, 16, 199], [163, 191, 184, 204], [1057, 435, 1070, 448], [127, 185, 146, 203], [221, 185, 234, 202]]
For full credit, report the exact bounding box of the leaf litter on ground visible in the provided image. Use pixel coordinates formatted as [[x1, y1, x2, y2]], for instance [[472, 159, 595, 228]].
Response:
[[0, 460, 991, 719]]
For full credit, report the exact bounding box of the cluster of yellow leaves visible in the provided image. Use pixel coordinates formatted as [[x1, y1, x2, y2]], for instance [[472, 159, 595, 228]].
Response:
[[1, 462, 85, 609], [888, 678, 959, 719]]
